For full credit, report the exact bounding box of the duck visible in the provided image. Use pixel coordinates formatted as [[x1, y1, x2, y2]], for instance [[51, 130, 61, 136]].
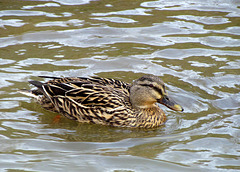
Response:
[[19, 75, 183, 128]]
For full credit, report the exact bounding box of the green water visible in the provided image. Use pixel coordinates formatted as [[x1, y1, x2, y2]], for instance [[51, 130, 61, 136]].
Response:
[[0, 0, 239, 171]]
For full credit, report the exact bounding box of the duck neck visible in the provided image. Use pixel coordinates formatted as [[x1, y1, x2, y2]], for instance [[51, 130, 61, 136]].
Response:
[[134, 106, 167, 128]]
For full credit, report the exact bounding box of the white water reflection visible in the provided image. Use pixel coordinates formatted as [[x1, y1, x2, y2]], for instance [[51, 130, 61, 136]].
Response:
[[169, 15, 230, 25], [35, 19, 84, 27], [141, 0, 240, 17], [0, 19, 26, 28], [92, 8, 152, 16], [22, 3, 61, 10], [0, 10, 60, 17], [91, 17, 137, 23]]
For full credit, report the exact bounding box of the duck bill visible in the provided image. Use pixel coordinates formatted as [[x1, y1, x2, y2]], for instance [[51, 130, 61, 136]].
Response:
[[158, 95, 184, 112]]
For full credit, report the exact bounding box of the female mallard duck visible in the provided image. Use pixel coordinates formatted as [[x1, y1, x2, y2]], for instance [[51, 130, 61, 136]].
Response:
[[19, 75, 183, 128]]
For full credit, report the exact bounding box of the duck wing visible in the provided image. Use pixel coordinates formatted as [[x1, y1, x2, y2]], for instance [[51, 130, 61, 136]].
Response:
[[40, 81, 131, 125], [39, 76, 130, 92]]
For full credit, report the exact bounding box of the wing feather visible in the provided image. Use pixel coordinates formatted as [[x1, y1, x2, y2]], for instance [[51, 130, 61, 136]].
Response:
[[41, 76, 130, 91], [39, 79, 131, 125]]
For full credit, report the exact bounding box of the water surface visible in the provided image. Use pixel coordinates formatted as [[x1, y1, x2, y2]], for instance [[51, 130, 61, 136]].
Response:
[[0, 0, 240, 171]]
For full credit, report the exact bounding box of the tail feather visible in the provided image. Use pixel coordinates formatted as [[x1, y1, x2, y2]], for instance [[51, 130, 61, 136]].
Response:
[[18, 89, 40, 99], [29, 80, 43, 88], [19, 80, 45, 99], [38, 76, 61, 79]]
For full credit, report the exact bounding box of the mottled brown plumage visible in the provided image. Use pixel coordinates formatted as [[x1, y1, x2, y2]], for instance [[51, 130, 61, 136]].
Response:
[[19, 75, 183, 128]]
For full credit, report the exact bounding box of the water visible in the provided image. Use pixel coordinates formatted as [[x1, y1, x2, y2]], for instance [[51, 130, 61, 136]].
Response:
[[0, 0, 240, 171]]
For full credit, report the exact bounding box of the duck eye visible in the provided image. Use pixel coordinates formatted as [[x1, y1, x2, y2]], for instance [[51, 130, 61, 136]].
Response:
[[149, 84, 154, 87]]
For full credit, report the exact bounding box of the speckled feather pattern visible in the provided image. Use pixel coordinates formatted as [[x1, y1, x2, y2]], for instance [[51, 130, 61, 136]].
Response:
[[25, 76, 167, 128]]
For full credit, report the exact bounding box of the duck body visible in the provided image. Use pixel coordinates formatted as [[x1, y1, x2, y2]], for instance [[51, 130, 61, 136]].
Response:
[[19, 75, 183, 128]]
